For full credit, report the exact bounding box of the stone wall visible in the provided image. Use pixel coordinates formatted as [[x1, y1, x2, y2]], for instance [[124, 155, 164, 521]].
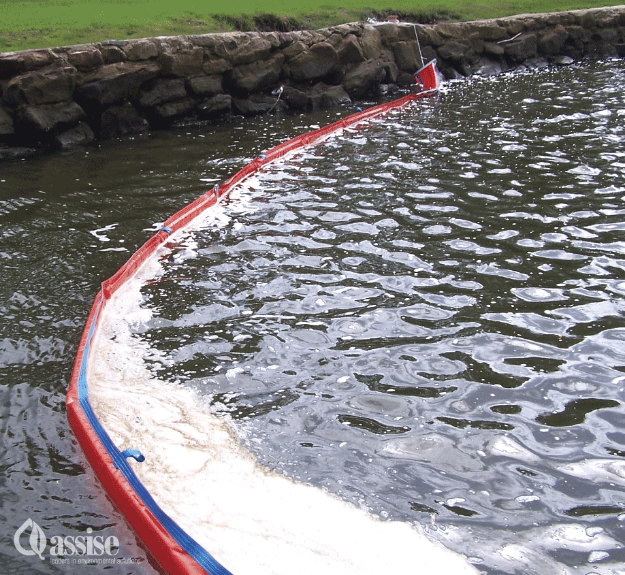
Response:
[[1, 5, 624, 157]]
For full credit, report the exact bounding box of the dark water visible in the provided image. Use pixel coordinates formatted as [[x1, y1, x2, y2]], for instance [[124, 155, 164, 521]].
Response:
[[2, 59, 625, 574]]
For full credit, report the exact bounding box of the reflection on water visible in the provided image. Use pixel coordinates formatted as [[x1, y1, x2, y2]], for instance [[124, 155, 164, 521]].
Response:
[[140, 61, 625, 574], [1, 59, 624, 574]]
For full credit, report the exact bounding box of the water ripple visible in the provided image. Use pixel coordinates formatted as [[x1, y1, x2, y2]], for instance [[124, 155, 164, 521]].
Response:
[[127, 61, 625, 575]]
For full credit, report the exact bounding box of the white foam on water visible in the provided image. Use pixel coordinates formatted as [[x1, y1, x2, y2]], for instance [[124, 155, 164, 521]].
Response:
[[558, 459, 625, 485], [85, 210, 479, 575], [437, 522, 624, 575]]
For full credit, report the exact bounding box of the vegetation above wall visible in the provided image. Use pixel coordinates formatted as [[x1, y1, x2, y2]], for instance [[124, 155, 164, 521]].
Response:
[[1, 0, 623, 52]]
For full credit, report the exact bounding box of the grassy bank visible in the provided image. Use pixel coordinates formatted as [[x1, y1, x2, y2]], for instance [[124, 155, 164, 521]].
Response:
[[0, 0, 622, 52]]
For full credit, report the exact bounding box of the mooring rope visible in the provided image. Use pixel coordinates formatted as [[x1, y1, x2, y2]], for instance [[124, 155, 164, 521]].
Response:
[[267, 86, 284, 114]]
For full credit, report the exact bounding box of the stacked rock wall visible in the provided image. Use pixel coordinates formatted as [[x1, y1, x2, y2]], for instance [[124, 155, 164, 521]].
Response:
[[1, 5, 624, 156]]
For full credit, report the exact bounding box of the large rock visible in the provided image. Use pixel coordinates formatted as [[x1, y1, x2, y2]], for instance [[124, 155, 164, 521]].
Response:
[[597, 27, 619, 43], [202, 58, 230, 75], [282, 41, 307, 61], [538, 26, 569, 55], [159, 47, 204, 77], [483, 42, 505, 58], [281, 86, 309, 111], [468, 23, 508, 42], [396, 71, 417, 88], [99, 104, 149, 138], [309, 84, 351, 109], [421, 46, 438, 65], [197, 94, 232, 118], [502, 19, 525, 36], [123, 40, 159, 61], [377, 23, 420, 43], [438, 41, 470, 63], [391, 42, 419, 72], [379, 49, 399, 83], [288, 42, 339, 81], [360, 25, 383, 60], [342, 60, 386, 98], [0, 54, 23, 77], [559, 56, 577, 67], [581, 7, 623, 28], [137, 78, 187, 108], [0, 145, 37, 159], [99, 45, 126, 64], [152, 98, 196, 121], [420, 27, 445, 48], [332, 35, 365, 65], [18, 101, 85, 133], [228, 53, 285, 96], [320, 86, 351, 108], [226, 36, 273, 66], [371, 22, 400, 44], [3, 66, 77, 108], [22, 50, 57, 72], [77, 61, 160, 107], [54, 121, 95, 147], [503, 33, 538, 62], [187, 75, 223, 97], [436, 23, 464, 40], [524, 57, 549, 70], [200, 33, 242, 61], [474, 57, 504, 76], [190, 32, 232, 54], [333, 22, 365, 36], [271, 31, 296, 50], [232, 95, 284, 116], [0, 106, 14, 135], [67, 48, 104, 71], [187, 33, 219, 48]]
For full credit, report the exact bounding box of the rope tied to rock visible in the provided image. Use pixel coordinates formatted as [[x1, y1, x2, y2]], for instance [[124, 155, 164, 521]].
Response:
[[267, 86, 284, 114]]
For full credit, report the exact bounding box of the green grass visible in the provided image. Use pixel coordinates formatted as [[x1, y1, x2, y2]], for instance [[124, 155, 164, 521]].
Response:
[[0, 0, 622, 52]]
